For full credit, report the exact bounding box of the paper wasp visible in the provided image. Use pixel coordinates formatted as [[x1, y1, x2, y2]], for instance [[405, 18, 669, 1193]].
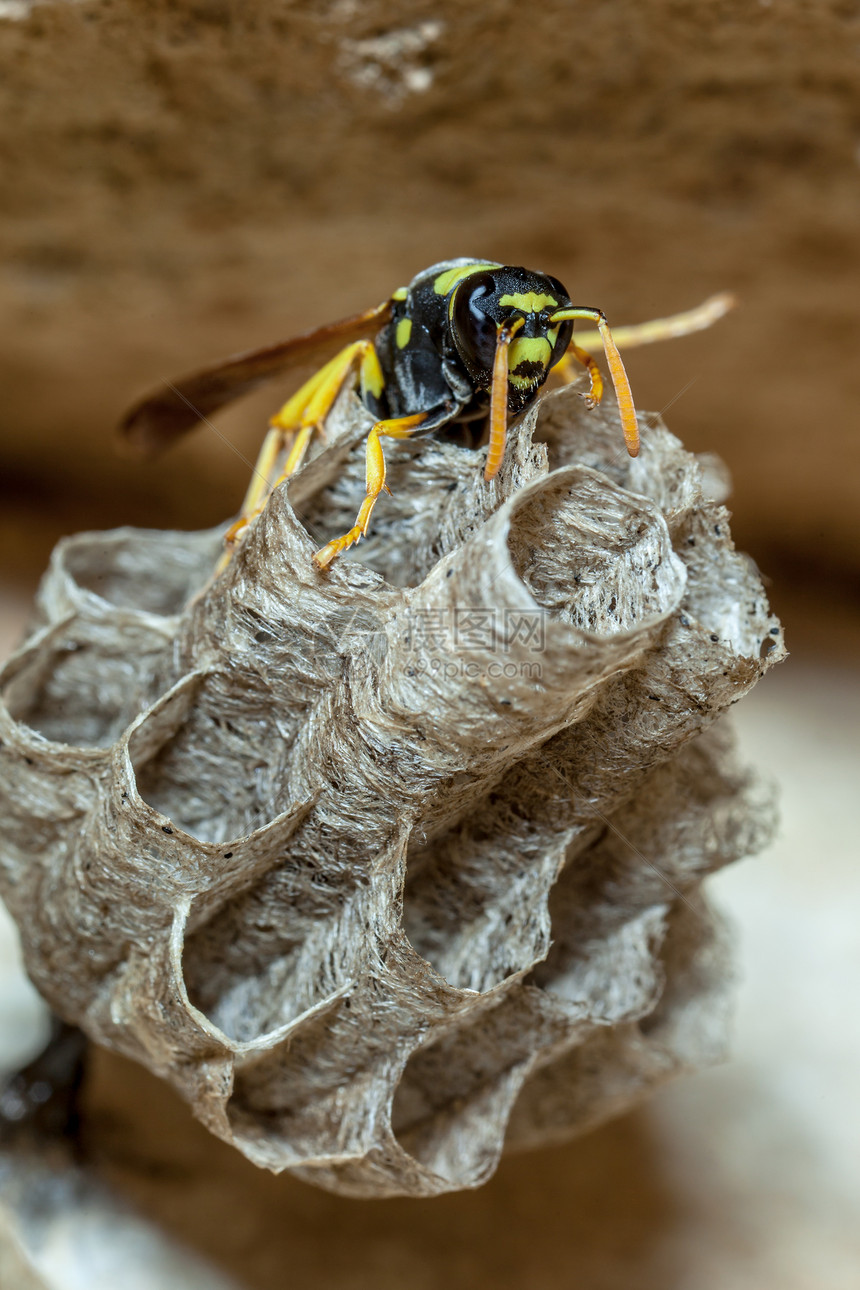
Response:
[[121, 258, 733, 569]]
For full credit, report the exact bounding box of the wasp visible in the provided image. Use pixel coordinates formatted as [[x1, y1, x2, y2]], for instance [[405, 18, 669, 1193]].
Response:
[[121, 259, 733, 569]]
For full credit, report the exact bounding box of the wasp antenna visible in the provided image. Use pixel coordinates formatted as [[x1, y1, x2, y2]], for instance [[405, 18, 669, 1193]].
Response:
[[549, 308, 640, 458], [595, 315, 639, 457]]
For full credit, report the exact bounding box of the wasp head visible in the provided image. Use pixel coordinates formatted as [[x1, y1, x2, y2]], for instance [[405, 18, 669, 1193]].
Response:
[[450, 266, 574, 411]]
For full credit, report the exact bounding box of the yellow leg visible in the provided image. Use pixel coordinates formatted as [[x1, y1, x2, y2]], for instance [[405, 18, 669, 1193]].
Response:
[[314, 412, 428, 569], [221, 339, 385, 561], [270, 340, 383, 436], [224, 425, 289, 547], [551, 341, 604, 409]]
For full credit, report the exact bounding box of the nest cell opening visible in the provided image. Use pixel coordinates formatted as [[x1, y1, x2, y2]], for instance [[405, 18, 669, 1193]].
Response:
[[58, 528, 223, 618], [508, 471, 682, 637], [2, 621, 166, 749], [127, 671, 290, 844]]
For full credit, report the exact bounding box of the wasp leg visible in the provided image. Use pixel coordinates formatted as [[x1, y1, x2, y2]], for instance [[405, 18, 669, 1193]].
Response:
[[313, 412, 428, 569], [220, 340, 385, 564], [223, 425, 292, 548], [550, 341, 605, 409]]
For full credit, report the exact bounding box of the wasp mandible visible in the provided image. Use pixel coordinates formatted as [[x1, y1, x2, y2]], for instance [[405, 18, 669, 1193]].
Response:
[[121, 259, 733, 569]]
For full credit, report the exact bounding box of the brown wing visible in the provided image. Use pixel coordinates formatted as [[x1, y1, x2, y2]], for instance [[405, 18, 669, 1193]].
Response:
[[119, 299, 393, 456]]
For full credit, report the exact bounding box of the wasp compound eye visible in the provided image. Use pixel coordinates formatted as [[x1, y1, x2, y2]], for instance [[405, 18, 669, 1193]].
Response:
[[451, 273, 500, 374], [545, 274, 571, 301]]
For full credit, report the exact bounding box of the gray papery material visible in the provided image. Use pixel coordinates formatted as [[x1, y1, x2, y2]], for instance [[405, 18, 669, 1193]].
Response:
[[0, 385, 784, 1197]]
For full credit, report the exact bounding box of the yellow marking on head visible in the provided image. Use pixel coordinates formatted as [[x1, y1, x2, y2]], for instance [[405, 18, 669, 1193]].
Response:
[[508, 337, 552, 372], [396, 317, 413, 349], [498, 292, 558, 312], [434, 262, 499, 296], [547, 326, 560, 349], [392, 286, 408, 301]]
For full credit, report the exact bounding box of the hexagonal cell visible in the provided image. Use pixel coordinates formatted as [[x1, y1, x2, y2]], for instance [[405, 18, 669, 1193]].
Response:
[[224, 994, 356, 1163], [55, 526, 223, 618], [508, 470, 683, 636], [401, 816, 561, 994], [126, 670, 293, 844], [2, 617, 168, 749], [390, 991, 564, 1187]]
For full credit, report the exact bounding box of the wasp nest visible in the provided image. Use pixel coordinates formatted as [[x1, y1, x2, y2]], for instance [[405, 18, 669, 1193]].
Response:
[[0, 385, 783, 1197]]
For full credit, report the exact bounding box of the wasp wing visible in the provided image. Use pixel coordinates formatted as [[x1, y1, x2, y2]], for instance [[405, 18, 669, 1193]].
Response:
[[119, 300, 394, 456]]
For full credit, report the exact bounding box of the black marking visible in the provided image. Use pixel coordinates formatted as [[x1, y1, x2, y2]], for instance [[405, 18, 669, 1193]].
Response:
[[510, 360, 545, 381]]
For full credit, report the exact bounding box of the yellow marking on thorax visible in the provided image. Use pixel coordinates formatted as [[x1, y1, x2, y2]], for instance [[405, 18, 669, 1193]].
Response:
[[360, 346, 385, 399], [498, 292, 558, 312], [392, 286, 409, 301], [434, 262, 499, 295], [396, 317, 413, 349]]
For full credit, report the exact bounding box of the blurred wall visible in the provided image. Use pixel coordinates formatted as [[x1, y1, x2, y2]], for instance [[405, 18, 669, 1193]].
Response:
[[1, 0, 859, 603]]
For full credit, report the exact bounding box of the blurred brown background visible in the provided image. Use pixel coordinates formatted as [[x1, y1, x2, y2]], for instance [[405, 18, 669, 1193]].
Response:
[[1, 3, 859, 1288], [1, 0, 859, 615]]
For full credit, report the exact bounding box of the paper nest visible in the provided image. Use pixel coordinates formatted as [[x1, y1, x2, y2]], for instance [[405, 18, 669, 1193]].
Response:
[[0, 385, 784, 1198]]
